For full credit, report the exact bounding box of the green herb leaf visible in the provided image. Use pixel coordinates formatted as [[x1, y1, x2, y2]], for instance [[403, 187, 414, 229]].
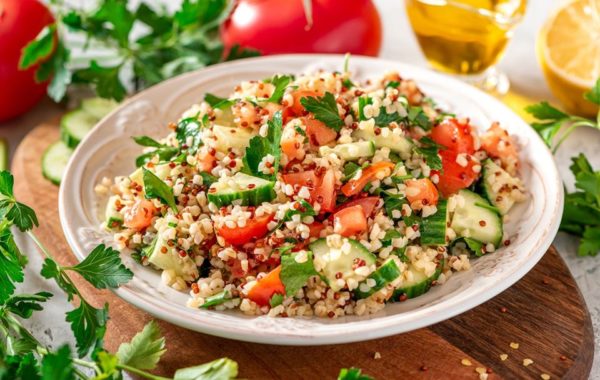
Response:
[[96, 351, 120, 379], [578, 226, 600, 257], [204, 93, 228, 108], [280, 251, 318, 296], [176, 117, 203, 152], [38, 42, 72, 102], [40, 345, 75, 380], [0, 246, 25, 305], [242, 111, 283, 179], [142, 168, 178, 212], [40, 259, 77, 301], [269, 293, 284, 308], [300, 92, 344, 131], [373, 107, 403, 127], [266, 75, 293, 103], [413, 137, 442, 171], [381, 229, 402, 247], [408, 106, 432, 130], [199, 290, 235, 309], [116, 320, 166, 370], [583, 78, 600, 106], [133, 136, 162, 147], [5, 292, 53, 319], [68, 244, 133, 289], [4, 202, 39, 232], [358, 96, 372, 121], [338, 367, 374, 380], [66, 301, 109, 358], [73, 61, 126, 101], [19, 25, 56, 70], [174, 357, 238, 380], [91, 0, 135, 47], [386, 81, 400, 89], [525, 101, 568, 120]]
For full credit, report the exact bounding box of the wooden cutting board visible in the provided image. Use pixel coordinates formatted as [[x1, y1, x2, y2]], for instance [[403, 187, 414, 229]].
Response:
[[12, 123, 594, 380]]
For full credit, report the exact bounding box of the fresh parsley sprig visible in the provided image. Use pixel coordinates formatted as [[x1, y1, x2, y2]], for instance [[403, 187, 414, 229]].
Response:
[[300, 92, 345, 131], [525, 78, 600, 152], [242, 111, 283, 179]]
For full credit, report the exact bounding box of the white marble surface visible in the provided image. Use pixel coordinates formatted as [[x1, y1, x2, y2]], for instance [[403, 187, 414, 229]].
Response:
[[2, 0, 598, 377]]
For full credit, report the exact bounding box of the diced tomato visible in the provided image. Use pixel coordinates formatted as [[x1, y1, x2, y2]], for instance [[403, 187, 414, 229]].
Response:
[[281, 134, 305, 162], [197, 149, 216, 172], [405, 178, 439, 208], [434, 150, 478, 197], [334, 196, 381, 217], [124, 200, 157, 230], [282, 171, 318, 192], [247, 266, 285, 307], [480, 122, 519, 174], [217, 213, 274, 246], [341, 161, 395, 197], [304, 117, 337, 146], [308, 221, 326, 238], [430, 118, 475, 154], [286, 90, 322, 117], [316, 169, 336, 212], [333, 205, 368, 237]]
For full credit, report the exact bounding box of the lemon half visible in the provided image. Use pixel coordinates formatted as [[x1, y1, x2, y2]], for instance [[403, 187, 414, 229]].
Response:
[[537, 0, 600, 117]]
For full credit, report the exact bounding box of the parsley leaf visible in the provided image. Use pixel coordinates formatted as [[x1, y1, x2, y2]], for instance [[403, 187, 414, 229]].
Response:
[[19, 25, 57, 70], [300, 92, 344, 131], [578, 226, 600, 257], [0, 171, 39, 231], [0, 247, 25, 305], [40, 259, 77, 301], [68, 244, 133, 289], [413, 137, 443, 171], [66, 301, 109, 358], [73, 61, 127, 101], [142, 168, 178, 212], [338, 367, 374, 380], [41, 345, 75, 380], [37, 41, 71, 102], [117, 320, 166, 370], [204, 93, 228, 108], [174, 358, 238, 380], [408, 106, 432, 130], [269, 293, 284, 307], [583, 78, 600, 105], [266, 75, 293, 103], [525, 101, 568, 120], [5, 292, 53, 319], [96, 351, 120, 379], [133, 136, 180, 167], [242, 111, 283, 179], [280, 251, 318, 297], [175, 117, 203, 152], [372, 106, 404, 127], [358, 96, 372, 121]]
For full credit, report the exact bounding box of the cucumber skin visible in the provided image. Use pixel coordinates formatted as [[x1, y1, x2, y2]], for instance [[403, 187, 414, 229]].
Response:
[[391, 259, 445, 301], [60, 127, 80, 149], [354, 259, 401, 299], [420, 199, 448, 246], [41, 141, 73, 186], [207, 182, 275, 207], [0, 138, 7, 172], [200, 290, 237, 309]]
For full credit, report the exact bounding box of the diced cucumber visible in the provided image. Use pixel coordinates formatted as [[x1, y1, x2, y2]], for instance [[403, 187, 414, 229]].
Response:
[[354, 258, 402, 299], [42, 141, 73, 185], [0, 138, 8, 171], [352, 123, 413, 157], [81, 97, 119, 119], [480, 159, 524, 215], [212, 124, 256, 153], [420, 199, 448, 246], [129, 167, 144, 185], [147, 235, 196, 278], [105, 195, 124, 229], [60, 109, 99, 148], [392, 259, 444, 300], [319, 141, 375, 161], [208, 172, 275, 207], [450, 237, 486, 257], [309, 238, 376, 292], [200, 290, 238, 309], [450, 189, 503, 247]]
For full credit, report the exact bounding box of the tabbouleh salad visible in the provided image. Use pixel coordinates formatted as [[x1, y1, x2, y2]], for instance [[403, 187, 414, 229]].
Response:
[[96, 64, 526, 318]]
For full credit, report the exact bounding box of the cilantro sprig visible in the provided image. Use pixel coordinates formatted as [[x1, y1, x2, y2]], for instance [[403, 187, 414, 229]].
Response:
[[526, 78, 600, 152], [19, 0, 259, 102]]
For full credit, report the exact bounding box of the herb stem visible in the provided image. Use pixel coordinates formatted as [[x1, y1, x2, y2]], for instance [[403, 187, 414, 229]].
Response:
[[26, 230, 53, 259], [552, 119, 596, 153], [117, 363, 172, 380]]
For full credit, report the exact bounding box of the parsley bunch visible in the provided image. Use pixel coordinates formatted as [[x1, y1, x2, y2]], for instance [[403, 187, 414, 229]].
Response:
[[19, 0, 258, 103], [526, 79, 600, 256]]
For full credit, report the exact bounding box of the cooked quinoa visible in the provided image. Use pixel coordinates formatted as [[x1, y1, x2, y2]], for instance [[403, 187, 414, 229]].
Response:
[[99, 66, 526, 318]]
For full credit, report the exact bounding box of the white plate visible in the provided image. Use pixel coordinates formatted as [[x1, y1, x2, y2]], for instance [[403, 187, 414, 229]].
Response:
[[59, 54, 562, 345]]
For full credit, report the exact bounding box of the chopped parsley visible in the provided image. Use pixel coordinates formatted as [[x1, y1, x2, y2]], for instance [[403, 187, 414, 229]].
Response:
[[300, 92, 344, 132], [241, 111, 283, 180]]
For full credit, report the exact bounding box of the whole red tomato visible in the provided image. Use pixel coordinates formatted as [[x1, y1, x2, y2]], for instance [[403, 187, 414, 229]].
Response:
[[0, 0, 55, 122], [220, 0, 382, 56]]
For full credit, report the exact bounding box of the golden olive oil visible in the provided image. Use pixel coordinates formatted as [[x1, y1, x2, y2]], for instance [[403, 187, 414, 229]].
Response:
[[406, 0, 527, 75]]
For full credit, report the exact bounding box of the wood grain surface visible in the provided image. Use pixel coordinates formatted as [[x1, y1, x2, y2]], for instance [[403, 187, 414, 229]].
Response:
[[12, 123, 594, 380]]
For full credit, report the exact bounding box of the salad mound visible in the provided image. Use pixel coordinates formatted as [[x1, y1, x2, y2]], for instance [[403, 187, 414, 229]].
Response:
[[97, 67, 526, 318]]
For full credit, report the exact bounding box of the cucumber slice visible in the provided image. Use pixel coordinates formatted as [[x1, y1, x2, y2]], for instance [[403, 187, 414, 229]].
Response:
[[354, 258, 402, 299], [212, 124, 256, 153], [0, 138, 8, 171], [392, 259, 444, 300], [42, 141, 73, 185], [147, 235, 196, 278], [480, 159, 524, 215], [319, 141, 375, 161], [450, 237, 485, 257], [129, 167, 144, 185], [450, 189, 503, 247], [352, 123, 413, 157], [81, 97, 119, 119], [199, 290, 238, 309], [60, 109, 99, 148], [420, 199, 448, 246], [207, 172, 275, 207], [309, 238, 376, 292], [105, 195, 124, 229]]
